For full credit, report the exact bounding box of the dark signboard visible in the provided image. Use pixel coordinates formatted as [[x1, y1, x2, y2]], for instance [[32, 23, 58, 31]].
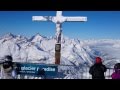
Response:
[[55, 44, 61, 52], [16, 63, 58, 76]]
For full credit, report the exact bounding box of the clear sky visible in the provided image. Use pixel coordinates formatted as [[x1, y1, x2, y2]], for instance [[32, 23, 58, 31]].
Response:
[[0, 11, 120, 40]]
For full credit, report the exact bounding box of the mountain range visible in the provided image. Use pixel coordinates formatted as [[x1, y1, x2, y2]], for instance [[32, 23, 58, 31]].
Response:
[[0, 33, 120, 79]]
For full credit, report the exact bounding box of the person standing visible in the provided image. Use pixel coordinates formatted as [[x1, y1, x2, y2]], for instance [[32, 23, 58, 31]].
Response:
[[1, 55, 17, 79], [111, 63, 120, 79], [89, 57, 107, 79]]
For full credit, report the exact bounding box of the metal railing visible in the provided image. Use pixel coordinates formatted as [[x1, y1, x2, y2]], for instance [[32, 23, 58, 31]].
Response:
[[105, 68, 114, 79], [16, 67, 115, 79], [0, 64, 115, 79]]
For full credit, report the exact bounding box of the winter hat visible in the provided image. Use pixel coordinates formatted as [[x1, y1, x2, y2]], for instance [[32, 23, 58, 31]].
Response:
[[114, 63, 120, 69], [4, 55, 13, 62], [96, 57, 102, 64], [114, 63, 120, 72], [3, 55, 13, 69]]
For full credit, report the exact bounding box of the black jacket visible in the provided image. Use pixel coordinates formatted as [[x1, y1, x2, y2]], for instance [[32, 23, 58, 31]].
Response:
[[89, 63, 107, 79]]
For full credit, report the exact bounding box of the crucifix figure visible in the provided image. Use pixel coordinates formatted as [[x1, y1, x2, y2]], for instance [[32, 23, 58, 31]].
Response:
[[32, 11, 87, 65]]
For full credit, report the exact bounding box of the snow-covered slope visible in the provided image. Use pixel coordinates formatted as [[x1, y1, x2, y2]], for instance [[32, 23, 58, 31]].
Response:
[[0, 33, 120, 79]]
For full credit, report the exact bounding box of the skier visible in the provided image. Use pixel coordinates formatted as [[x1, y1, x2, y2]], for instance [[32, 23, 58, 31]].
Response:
[[89, 57, 107, 79], [111, 63, 120, 79], [0, 55, 17, 79]]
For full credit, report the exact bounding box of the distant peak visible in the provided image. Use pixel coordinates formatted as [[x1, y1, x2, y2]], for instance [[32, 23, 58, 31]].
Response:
[[16, 34, 28, 40], [5, 32, 14, 36], [36, 33, 41, 36], [35, 33, 46, 38], [30, 33, 47, 42], [3, 32, 15, 38]]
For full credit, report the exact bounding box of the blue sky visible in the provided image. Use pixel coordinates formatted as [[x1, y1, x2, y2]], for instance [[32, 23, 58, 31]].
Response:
[[0, 11, 120, 40]]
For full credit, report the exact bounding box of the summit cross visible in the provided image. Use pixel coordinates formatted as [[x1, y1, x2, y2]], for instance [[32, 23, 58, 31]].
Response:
[[32, 11, 87, 65]]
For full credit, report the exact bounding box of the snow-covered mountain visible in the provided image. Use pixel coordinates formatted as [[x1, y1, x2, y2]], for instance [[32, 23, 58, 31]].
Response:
[[0, 33, 120, 79]]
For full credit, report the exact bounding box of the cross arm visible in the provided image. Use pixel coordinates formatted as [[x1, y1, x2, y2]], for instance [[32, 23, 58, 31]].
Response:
[[32, 16, 53, 21], [56, 11, 62, 17], [65, 17, 87, 22]]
